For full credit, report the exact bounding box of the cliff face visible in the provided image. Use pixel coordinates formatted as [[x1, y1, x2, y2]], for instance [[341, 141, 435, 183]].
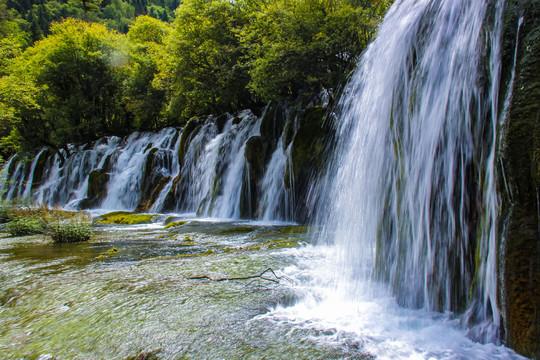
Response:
[[499, 0, 540, 357]]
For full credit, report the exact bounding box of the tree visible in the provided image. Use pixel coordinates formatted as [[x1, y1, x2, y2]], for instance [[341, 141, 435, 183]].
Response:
[[159, 0, 252, 122], [124, 15, 170, 129], [6, 19, 129, 157], [0, 0, 28, 160], [239, 0, 386, 101]]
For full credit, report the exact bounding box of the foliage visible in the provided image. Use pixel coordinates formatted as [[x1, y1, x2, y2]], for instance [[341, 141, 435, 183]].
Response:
[[0, 1, 391, 155], [4, 0, 179, 40], [239, 0, 387, 101], [7, 215, 45, 236], [2, 203, 93, 241], [6, 19, 129, 153], [160, 0, 252, 121], [49, 216, 93, 243], [124, 15, 170, 129]]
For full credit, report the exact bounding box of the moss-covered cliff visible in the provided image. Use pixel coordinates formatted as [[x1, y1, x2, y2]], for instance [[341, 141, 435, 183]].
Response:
[[499, 0, 540, 357]]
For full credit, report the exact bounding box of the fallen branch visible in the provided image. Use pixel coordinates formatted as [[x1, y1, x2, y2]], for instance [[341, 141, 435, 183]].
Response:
[[187, 267, 281, 284]]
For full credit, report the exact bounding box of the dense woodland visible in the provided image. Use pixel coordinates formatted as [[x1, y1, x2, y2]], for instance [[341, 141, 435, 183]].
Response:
[[0, 0, 391, 163]]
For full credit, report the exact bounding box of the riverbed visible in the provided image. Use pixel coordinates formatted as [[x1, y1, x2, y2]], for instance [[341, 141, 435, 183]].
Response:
[[0, 217, 370, 359], [0, 216, 526, 360]]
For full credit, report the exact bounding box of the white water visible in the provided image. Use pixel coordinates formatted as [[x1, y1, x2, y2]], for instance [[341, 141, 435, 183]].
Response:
[[3, 105, 301, 221], [101, 127, 178, 210], [272, 0, 524, 358], [258, 138, 293, 221]]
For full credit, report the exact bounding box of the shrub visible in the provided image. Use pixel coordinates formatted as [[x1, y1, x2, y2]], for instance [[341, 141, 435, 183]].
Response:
[[7, 216, 45, 236], [0, 202, 9, 223], [49, 217, 93, 243]]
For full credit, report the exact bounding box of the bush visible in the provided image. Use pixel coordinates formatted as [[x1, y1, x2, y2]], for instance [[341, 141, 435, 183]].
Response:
[[49, 218, 93, 243], [7, 216, 45, 236]]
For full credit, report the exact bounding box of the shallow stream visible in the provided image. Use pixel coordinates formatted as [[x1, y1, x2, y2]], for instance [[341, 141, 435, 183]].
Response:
[[0, 217, 371, 359], [0, 216, 526, 359]]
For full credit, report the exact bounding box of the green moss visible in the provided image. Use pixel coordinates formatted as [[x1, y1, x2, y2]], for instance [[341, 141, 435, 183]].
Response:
[[267, 239, 298, 248], [279, 225, 310, 234], [220, 226, 255, 234], [107, 247, 119, 253], [95, 211, 156, 225], [163, 221, 187, 229]]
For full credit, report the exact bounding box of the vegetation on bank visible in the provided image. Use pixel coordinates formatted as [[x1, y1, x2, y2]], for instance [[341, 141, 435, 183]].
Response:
[[0, 203, 93, 242], [0, 0, 392, 163]]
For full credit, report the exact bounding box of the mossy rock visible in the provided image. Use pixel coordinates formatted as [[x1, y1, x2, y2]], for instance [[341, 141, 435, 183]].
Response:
[[140, 147, 158, 192], [242, 136, 273, 218], [160, 174, 183, 212], [95, 211, 156, 225], [499, 0, 540, 357], [30, 148, 51, 189], [220, 226, 256, 234], [163, 221, 187, 229], [178, 118, 204, 168], [135, 176, 171, 213], [260, 100, 287, 141], [81, 169, 110, 209], [279, 225, 310, 234], [288, 106, 331, 222]]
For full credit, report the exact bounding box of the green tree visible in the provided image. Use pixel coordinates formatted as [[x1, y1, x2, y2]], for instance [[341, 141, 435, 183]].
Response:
[[6, 19, 129, 158], [125, 15, 170, 129], [239, 0, 387, 101], [160, 0, 251, 122], [0, 0, 28, 160]]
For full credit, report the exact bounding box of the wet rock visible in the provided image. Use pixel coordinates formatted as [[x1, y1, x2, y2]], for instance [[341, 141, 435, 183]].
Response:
[[499, 0, 540, 357], [80, 169, 109, 209], [135, 176, 171, 213], [288, 106, 331, 222]]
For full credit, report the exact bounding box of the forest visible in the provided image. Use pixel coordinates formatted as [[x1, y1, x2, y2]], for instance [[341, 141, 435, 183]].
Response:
[[0, 0, 391, 163]]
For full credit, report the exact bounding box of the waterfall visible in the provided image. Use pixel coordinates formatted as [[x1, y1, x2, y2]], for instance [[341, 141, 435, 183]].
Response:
[[313, 0, 506, 344], [101, 128, 179, 211], [258, 138, 293, 221], [1, 100, 313, 221]]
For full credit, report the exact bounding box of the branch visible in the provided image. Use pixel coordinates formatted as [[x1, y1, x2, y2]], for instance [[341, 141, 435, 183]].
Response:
[[187, 267, 281, 284]]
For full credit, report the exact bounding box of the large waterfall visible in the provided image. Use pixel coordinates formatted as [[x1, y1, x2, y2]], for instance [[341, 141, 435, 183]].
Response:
[[318, 0, 505, 333], [265, 0, 526, 358]]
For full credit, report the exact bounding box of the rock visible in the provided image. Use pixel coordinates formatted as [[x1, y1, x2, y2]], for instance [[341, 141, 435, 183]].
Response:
[[178, 117, 204, 168], [80, 169, 109, 209], [499, 0, 540, 357], [288, 106, 331, 222], [135, 176, 171, 213]]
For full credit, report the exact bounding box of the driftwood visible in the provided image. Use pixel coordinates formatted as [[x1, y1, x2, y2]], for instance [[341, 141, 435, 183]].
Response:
[[187, 268, 281, 284]]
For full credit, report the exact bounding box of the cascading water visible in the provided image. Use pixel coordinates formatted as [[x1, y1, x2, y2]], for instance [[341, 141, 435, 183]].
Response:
[[266, 0, 525, 358], [101, 127, 179, 210], [258, 139, 293, 221], [324, 0, 502, 322], [166, 110, 266, 219], [1, 103, 308, 221]]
